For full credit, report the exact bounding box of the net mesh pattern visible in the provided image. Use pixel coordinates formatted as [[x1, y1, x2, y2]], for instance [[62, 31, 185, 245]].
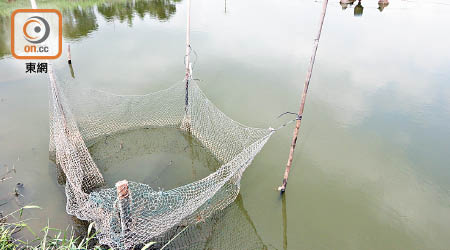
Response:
[[49, 71, 273, 249]]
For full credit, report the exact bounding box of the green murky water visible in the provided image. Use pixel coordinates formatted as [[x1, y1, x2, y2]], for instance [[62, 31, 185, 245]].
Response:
[[1, 0, 450, 249], [89, 127, 220, 190]]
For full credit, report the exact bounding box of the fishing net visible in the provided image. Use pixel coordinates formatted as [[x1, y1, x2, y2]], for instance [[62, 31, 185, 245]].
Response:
[[48, 67, 274, 249], [147, 195, 271, 250]]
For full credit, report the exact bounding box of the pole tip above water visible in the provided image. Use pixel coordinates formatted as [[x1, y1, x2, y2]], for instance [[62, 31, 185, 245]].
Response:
[[116, 180, 129, 199]]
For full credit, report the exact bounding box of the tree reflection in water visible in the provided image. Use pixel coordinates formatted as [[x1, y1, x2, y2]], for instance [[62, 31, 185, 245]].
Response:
[[98, 0, 182, 26], [0, 0, 182, 57], [0, 16, 10, 59], [63, 8, 98, 41]]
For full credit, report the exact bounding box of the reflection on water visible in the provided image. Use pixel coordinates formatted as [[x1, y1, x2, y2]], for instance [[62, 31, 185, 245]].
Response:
[[340, 0, 390, 16], [354, 0, 364, 16], [0, 0, 182, 57], [282, 194, 287, 250], [63, 8, 98, 41], [1, 0, 450, 249], [0, 0, 396, 59], [68, 63, 75, 78], [378, 0, 389, 12], [340, 0, 356, 10], [0, 16, 10, 59], [98, 0, 181, 25]]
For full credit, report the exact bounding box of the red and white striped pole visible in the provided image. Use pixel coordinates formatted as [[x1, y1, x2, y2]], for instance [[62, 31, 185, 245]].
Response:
[[67, 44, 72, 64]]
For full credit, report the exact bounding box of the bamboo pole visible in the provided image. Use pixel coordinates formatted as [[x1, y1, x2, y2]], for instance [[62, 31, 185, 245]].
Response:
[[278, 0, 329, 193]]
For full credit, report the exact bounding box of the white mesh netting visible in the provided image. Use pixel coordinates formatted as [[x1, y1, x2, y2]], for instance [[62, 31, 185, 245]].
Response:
[[48, 68, 274, 249]]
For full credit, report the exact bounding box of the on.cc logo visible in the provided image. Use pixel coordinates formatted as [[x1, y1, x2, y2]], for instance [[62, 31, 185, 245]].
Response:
[[23, 16, 50, 44], [11, 9, 62, 59]]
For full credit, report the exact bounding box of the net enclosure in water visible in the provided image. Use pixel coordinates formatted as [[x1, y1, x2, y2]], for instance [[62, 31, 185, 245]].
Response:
[[48, 69, 274, 249]]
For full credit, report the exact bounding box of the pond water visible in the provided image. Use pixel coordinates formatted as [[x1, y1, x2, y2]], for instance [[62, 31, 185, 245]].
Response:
[[1, 0, 450, 249], [89, 127, 220, 190]]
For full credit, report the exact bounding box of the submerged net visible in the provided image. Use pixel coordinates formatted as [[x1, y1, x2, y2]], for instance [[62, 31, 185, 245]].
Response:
[[48, 69, 274, 249], [151, 195, 271, 250]]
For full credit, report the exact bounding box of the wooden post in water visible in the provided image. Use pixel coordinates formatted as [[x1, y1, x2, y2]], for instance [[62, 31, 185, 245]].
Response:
[[67, 44, 72, 64], [278, 0, 329, 193], [67, 44, 75, 78], [116, 180, 131, 237]]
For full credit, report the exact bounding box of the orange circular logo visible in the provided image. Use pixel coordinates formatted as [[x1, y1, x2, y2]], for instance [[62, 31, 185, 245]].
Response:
[[23, 16, 50, 44]]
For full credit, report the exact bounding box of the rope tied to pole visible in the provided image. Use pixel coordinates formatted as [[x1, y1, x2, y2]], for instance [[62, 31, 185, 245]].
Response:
[[270, 112, 303, 132], [277, 111, 302, 120]]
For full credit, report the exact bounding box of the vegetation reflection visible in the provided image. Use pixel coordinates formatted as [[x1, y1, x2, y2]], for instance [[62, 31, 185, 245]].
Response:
[[98, 0, 181, 25], [0, 16, 10, 59], [63, 8, 98, 41], [0, 0, 182, 58]]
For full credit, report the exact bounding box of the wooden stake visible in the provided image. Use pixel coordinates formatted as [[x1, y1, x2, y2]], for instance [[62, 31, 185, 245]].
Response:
[[116, 180, 129, 199], [69, 64, 75, 79], [67, 45, 75, 78], [67, 44, 72, 64], [116, 180, 131, 236], [278, 0, 329, 193]]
